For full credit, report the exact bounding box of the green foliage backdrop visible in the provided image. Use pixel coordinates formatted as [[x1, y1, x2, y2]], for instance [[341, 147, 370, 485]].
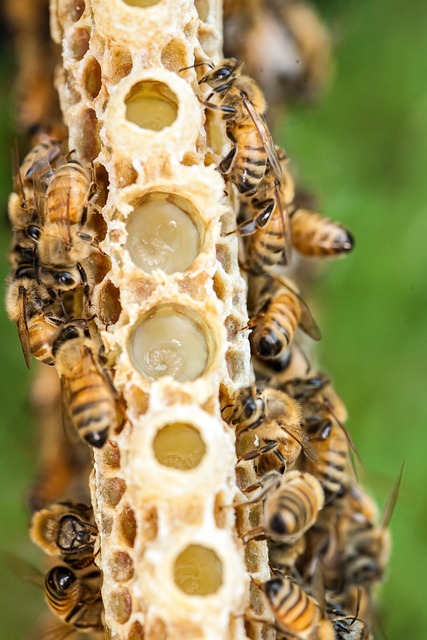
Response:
[[0, 0, 426, 636]]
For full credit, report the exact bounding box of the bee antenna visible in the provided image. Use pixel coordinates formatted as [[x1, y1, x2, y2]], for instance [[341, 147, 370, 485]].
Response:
[[349, 587, 362, 627], [178, 60, 214, 73]]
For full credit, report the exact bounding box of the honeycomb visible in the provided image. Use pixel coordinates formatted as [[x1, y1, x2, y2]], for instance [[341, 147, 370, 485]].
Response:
[[50, 1, 263, 638]]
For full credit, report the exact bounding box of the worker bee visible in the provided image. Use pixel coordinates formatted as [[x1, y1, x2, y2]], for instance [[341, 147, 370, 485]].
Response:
[[242, 470, 324, 544], [33, 159, 101, 298], [16, 138, 62, 200], [30, 502, 98, 558], [53, 322, 118, 448], [43, 160, 93, 227], [45, 565, 103, 631], [227, 385, 313, 475], [339, 466, 403, 589], [302, 402, 353, 503], [5, 266, 59, 368], [232, 145, 294, 270], [290, 208, 355, 258], [193, 57, 283, 195], [260, 575, 321, 639], [248, 276, 321, 363]]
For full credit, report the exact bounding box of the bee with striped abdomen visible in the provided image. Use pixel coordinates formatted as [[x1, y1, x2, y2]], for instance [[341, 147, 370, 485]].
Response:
[[5, 265, 61, 368], [192, 57, 283, 196], [53, 322, 118, 449], [248, 276, 321, 364], [242, 470, 324, 544], [227, 386, 313, 476], [260, 575, 321, 639], [290, 208, 354, 259], [45, 564, 103, 632]]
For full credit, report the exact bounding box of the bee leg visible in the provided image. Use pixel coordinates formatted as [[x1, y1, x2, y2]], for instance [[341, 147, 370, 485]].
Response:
[[65, 555, 96, 570], [77, 262, 91, 304], [199, 97, 237, 117], [237, 441, 278, 464], [219, 145, 237, 175]]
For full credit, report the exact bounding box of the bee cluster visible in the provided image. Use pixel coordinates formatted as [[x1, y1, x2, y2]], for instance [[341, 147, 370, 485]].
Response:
[[4, 0, 393, 638]]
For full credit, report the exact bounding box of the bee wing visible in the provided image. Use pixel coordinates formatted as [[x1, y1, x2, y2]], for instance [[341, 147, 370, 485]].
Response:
[[2, 551, 44, 588], [17, 289, 32, 369], [380, 462, 405, 529], [273, 276, 322, 341], [60, 376, 81, 445], [280, 422, 318, 462], [28, 616, 79, 640], [11, 141, 25, 201], [241, 94, 284, 182], [273, 180, 292, 265], [323, 397, 364, 472], [32, 154, 57, 226]]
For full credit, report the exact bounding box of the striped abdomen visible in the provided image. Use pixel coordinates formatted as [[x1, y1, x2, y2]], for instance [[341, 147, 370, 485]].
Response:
[[45, 566, 85, 621], [66, 365, 115, 447], [251, 288, 301, 361], [227, 121, 267, 195], [28, 314, 63, 365], [290, 209, 354, 258], [265, 470, 324, 541], [264, 577, 320, 638], [45, 161, 91, 226], [247, 203, 288, 274], [304, 417, 349, 501]]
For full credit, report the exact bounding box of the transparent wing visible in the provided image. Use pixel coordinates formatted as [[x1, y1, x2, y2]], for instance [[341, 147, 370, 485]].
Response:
[[17, 289, 32, 369], [242, 94, 284, 182]]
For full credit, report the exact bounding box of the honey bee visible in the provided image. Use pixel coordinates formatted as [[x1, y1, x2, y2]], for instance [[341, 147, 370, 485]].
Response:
[[16, 138, 61, 199], [52, 322, 118, 448], [290, 208, 355, 258], [302, 402, 353, 503], [248, 276, 321, 363], [242, 470, 324, 544], [35, 159, 100, 297], [45, 565, 103, 631], [331, 614, 372, 640], [43, 160, 93, 226], [339, 467, 403, 589], [260, 575, 321, 639], [5, 266, 58, 368], [228, 385, 313, 475], [30, 502, 98, 558], [194, 57, 283, 195], [234, 145, 294, 271]]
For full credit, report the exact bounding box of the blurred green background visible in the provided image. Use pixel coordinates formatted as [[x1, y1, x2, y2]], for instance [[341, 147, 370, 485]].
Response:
[[0, 0, 426, 637]]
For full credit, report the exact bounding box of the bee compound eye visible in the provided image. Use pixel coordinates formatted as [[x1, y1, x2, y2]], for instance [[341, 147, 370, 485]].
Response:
[[57, 515, 80, 550], [85, 427, 109, 448], [48, 566, 76, 591], [264, 578, 282, 600], [26, 225, 41, 241], [57, 272, 75, 287]]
